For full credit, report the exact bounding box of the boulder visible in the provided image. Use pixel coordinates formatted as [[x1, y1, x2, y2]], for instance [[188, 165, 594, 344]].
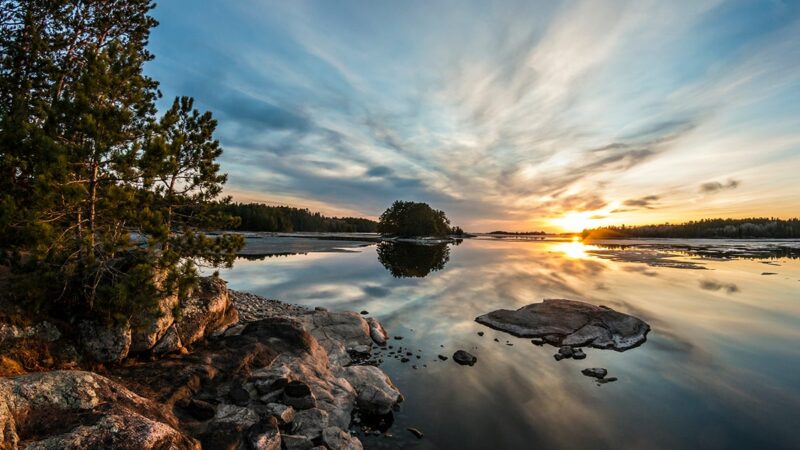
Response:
[[291, 408, 329, 440], [322, 426, 363, 450], [366, 317, 388, 346], [247, 417, 281, 450], [263, 403, 295, 425], [282, 434, 315, 450], [151, 324, 182, 355], [475, 299, 650, 351], [176, 276, 239, 347], [79, 320, 132, 362], [343, 365, 402, 415], [130, 289, 179, 353], [302, 310, 373, 365]]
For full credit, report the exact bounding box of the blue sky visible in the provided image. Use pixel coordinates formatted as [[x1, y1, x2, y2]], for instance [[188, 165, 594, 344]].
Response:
[[147, 0, 800, 231]]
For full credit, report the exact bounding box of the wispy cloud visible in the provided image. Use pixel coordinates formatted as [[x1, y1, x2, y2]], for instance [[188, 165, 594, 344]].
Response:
[[700, 179, 741, 194]]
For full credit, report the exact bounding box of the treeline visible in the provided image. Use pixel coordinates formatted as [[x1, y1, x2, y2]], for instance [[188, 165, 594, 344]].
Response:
[[218, 203, 378, 232], [487, 231, 547, 235], [583, 218, 800, 239]]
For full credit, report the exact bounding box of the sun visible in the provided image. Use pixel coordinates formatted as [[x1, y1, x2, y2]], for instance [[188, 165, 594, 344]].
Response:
[[551, 212, 595, 233]]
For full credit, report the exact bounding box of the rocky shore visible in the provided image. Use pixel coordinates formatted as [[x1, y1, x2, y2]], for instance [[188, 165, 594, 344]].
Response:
[[0, 277, 400, 449]]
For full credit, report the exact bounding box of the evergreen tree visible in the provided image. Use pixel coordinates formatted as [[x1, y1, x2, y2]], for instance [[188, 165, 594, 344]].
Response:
[[0, 0, 243, 323]]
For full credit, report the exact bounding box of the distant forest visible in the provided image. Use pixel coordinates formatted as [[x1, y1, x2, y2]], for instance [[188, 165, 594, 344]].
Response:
[[583, 218, 800, 239], [487, 231, 547, 235], [218, 203, 378, 232]]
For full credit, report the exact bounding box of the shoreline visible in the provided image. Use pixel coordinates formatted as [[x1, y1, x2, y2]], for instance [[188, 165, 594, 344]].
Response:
[[0, 281, 401, 450]]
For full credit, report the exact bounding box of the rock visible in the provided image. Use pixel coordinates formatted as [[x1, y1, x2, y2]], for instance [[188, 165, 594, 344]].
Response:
[[130, 286, 180, 353], [477, 331, 484, 336], [558, 346, 574, 358], [176, 276, 239, 347], [183, 398, 216, 421], [452, 350, 477, 366], [581, 368, 608, 379], [366, 317, 388, 346], [79, 320, 132, 362], [229, 382, 251, 406], [475, 299, 650, 351], [597, 376, 618, 384], [322, 426, 363, 450], [263, 402, 295, 424], [0, 370, 197, 450], [407, 427, 424, 438], [348, 344, 372, 355], [302, 310, 373, 365], [247, 416, 281, 450], [437, 354, 448, 361], [572, 348, 586, 359], [360, 310, 369, 315], [212, 403, 260, 428], [283, 434, 315, 450], [343, 365, 403, 415], [152, 324, 183, 355], [292, 408, 329, 440], [530, 338, 544, 346], [284, 380, 317, 410]]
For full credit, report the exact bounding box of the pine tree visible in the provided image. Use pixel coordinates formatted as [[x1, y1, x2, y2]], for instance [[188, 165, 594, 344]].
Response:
[[0, 0, 243, 323]]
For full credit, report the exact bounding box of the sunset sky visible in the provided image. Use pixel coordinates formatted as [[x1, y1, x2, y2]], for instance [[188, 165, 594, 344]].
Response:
[[147, 0, 800, 232]]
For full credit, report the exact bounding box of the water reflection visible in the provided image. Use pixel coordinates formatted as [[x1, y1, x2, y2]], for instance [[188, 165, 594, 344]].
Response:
[[376, 242, 450, 278], [214, 238, 800, 450]]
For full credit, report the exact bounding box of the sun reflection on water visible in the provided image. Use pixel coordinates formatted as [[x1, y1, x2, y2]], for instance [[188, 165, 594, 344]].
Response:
[[550, 237, 600, 259]]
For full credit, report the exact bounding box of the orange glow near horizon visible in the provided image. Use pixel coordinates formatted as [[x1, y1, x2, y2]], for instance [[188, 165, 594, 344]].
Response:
[[550, 212, 604, 233]]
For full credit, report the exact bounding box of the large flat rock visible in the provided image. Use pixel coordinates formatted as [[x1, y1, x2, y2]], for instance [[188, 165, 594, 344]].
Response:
[[475, 299, 650, 351]]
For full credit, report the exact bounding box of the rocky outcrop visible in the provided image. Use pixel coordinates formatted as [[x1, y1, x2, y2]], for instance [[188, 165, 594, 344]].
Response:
[[0, 288, 401, 449], [0, 370, 198, 449], [80, 276, 238, 362], [475, 299, 650, 351]]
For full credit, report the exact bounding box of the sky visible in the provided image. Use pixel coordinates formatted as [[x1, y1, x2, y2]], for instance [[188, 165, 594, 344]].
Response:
[[147, 0, 800, 232]]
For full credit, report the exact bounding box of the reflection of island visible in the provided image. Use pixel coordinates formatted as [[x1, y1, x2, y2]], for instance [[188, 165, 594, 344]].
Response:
[[377, 242, 450, 278]]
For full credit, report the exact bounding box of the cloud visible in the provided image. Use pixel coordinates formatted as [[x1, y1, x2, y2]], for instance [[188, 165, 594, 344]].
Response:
[[700, 179, 741, 194], [146, 0, 800, 230], [699, 280, 739, 294], [623, 195, 660, 209]]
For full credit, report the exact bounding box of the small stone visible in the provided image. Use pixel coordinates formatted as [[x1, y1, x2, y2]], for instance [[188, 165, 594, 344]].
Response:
[[558, 346, 574, 357], [407, 427, 424, 439], [452, 350, 477, 366], [572, 348, 586, 360], [581, 368, 608, 379], [360, 310, 369, 315], [530, 338, 545, 346], [477, 331, 484, 336], [394, 336, 403, 340], [597, 376, 618, 384], [401, 357, 410, 363], [437, 355, 448, 361]]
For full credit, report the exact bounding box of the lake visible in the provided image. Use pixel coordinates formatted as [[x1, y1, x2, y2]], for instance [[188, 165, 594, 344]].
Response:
[[215, 236, 800, 450]]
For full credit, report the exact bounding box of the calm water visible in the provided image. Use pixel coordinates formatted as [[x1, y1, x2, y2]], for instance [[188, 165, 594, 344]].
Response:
[[216, 238, 800, 450]]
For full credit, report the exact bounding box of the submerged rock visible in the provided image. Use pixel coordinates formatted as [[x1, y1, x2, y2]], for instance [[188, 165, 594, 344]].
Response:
[[475, 299, 650, 351]]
